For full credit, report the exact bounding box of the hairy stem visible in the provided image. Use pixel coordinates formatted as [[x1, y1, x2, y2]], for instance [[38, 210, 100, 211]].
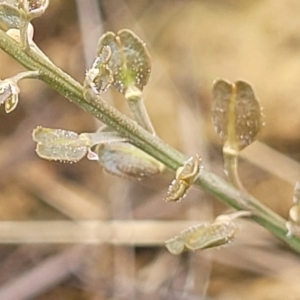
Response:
[[0, 29, 299, 253]]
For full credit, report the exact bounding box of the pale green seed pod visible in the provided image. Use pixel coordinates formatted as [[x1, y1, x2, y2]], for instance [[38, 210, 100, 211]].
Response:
[[165, 179, 189, 202], [165, 235, 185, 255], [212, 79, 263, 152], [183, 221, 236, 251], [165, 220, 236, 255], [0, 3, 21, 31], [95, 142, 164, 180], [165, 211, 250, 255], [96, 29, 151, 94], [32, 127, 89, 162]]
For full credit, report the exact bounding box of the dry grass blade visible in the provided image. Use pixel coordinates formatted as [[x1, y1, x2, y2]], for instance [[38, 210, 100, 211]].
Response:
[[0, 221, 198, 244], [0, 246, 88, 300]]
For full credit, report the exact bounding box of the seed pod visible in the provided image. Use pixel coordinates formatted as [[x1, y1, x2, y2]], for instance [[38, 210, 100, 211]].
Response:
[[165, 220, 236, 255], [165, 179, 189, 202], [165, 211, 250, 255], [0, 3, 21, 31], [183, 220, 236, 251], [85, 46, 114, 95], [165, 235, 185, 255], [212, 79, 263, 152], [165, 155, 201, 202], [32, 127, 89, 162], [95, 141, 164, 180], [96, 29, 151, 94]]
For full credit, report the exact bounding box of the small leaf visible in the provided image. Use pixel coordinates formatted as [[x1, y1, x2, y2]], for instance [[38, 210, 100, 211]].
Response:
[[212, 79, 262, 152], [95, 142, 164, 180], [164, 155, 201, 202], [96, 29, 151, 94], [32, 127, 88, 162]]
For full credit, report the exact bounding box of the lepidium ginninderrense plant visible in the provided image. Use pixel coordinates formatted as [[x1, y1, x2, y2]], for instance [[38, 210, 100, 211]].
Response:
[[0, 1, 300, 255]]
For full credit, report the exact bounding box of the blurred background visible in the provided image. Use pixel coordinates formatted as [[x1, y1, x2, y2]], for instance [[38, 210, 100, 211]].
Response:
[[0, 0, 300, 299]]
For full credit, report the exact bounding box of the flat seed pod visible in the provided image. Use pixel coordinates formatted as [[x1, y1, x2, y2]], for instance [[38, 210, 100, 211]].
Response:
[[32, 127, 88, 162], [0, 4, 21, 31], [212, 79, 262, 151], [176, 154, 201, 184], [97, 29, 151, 94], [164, 154, 201, 202], [165, 219, 237, 255], [85, 46, 114, 94], [165, 235, 185, 255], [95, 142, 164, 180], [97, 32, 119, 61], [164, 179, 189, 202], [183, 221, 236, 251]]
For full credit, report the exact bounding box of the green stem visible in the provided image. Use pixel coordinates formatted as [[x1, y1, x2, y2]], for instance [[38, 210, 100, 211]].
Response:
[[0, 29, 299, 253], [11, 70, 39, 81], [223, 151, 245, 191], [19, 17, 29, 50], [125, 85, 156, 134]]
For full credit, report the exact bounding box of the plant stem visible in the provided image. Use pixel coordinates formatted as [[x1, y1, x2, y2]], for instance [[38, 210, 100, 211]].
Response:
[[19, 16, 29, 50], [0, 29, 300, 253], [223, 151, 245, 191], [125, 85, 156, 134]]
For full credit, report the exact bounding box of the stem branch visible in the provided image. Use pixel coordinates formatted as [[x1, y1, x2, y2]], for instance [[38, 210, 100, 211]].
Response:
[[0, 29, 299, 253]]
